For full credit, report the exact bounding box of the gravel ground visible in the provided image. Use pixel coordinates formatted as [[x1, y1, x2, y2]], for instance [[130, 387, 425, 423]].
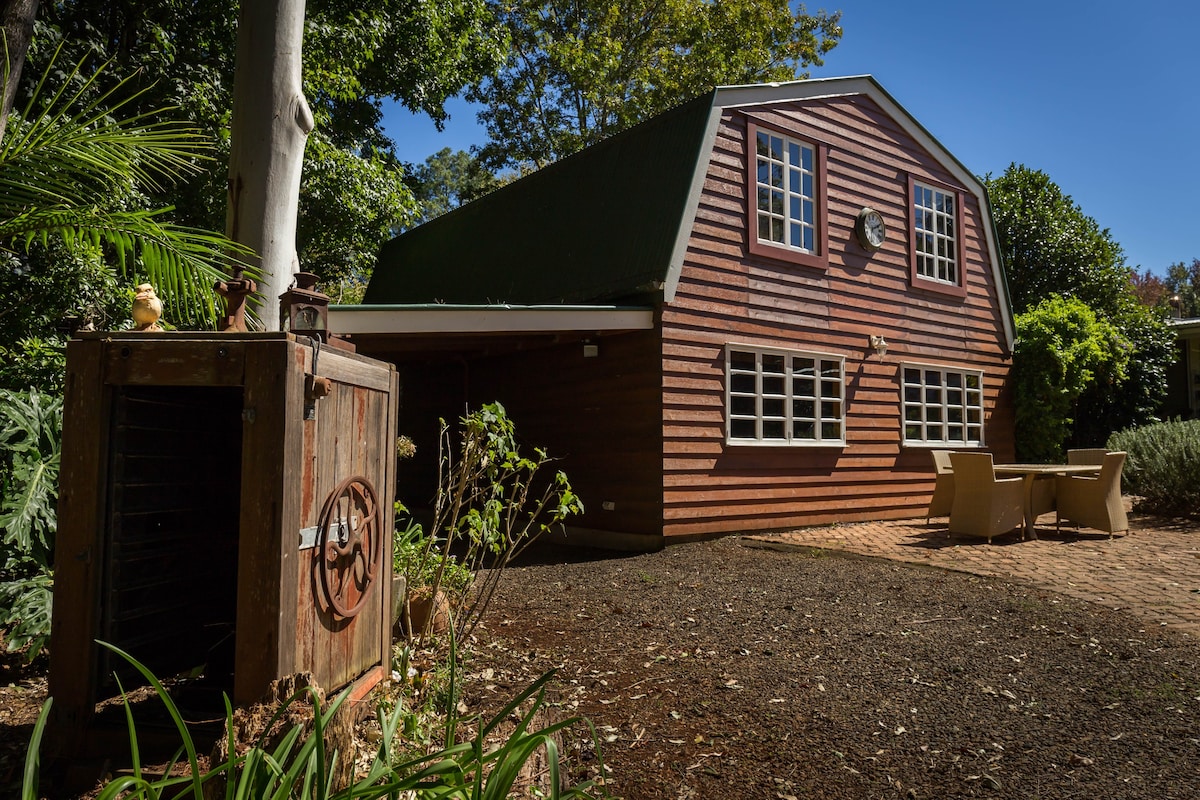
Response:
[[5, 534, 1200, 799]]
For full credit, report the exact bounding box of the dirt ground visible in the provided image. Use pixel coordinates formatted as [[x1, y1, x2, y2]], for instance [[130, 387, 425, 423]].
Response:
[[4, 529, 1200, 799]]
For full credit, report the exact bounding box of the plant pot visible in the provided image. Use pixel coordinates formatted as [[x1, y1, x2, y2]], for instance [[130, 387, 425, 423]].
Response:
[[400, 588, 452, 636]]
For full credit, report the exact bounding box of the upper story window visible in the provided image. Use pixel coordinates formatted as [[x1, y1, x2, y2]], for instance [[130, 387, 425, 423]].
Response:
[[902, 364, 984, 446], [746, 120, 827, 270], [756, 131, 816, 251], [908, 176, 966, 298], [727, 345, 845, 446], [913, 182, 957, 283]]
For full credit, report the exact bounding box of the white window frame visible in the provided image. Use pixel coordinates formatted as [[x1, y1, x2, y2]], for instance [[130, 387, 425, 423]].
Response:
[[726, 344, 845, 447], [754, 130, 817, 254], [912, 181, 958, 284], [902, 362, 985, 447]]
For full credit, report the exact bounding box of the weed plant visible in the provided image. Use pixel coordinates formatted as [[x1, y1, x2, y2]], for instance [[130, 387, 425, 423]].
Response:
[[24, 640, 605, 799]]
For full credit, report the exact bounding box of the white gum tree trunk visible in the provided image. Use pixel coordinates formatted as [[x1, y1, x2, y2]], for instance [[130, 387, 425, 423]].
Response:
[[225, 0, 313, 331]]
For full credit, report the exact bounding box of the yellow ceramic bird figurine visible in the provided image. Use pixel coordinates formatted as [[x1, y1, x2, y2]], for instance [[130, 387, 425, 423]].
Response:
[[131, 283, 164, 331]]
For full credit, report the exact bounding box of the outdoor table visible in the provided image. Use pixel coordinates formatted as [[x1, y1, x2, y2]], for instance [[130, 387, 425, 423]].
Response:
[[993, 463, 1101, 539]]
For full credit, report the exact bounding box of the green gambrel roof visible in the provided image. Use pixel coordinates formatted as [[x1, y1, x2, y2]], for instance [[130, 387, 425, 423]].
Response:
[[364, 90, 718, 306], [363, 77, 1014, 348]]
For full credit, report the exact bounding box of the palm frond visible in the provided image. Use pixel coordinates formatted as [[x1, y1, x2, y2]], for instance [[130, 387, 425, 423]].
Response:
[[0, 43, 257, 327]]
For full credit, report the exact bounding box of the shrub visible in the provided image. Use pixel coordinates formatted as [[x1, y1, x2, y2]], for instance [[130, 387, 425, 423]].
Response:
[[395, 402, 583, 643], [1107, 419, 1200, 518], [0, 389, 62, 659]]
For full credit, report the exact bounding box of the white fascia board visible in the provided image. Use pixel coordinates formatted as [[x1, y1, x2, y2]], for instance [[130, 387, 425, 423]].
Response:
[[329, 305, 655, 335], [668, 75, 1017, 353]]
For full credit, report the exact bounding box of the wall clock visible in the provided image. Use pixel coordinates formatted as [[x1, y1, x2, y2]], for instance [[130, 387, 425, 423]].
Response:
[[855, 207, 886, 252]]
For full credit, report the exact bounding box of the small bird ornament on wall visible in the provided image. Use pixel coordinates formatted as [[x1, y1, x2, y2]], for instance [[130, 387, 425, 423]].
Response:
[[131, 283, 164, 331]]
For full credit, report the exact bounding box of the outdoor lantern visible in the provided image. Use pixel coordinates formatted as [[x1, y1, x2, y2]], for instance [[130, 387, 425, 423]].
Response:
[[280, 272, 329, 341]]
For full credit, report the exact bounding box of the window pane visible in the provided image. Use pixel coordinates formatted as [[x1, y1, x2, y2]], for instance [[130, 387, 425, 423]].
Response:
[[821, 422, 840, 440], [731, 374, 756, 393], [790, 170, 800, 194], [763, 354, 785, 374], [771, 217, 784, 241], [788, 141, 801, 164], [790, 223, 802, 248], [757, 131, 770, 156], [803, 227, 814, 251], [731, 396, 756, 416], [730, 350, 755, 370], [801, 146, 813, 171], [795, 378, 815, 397], [757, 187, 771, 212], [795, 399, 815, 419], [763, 420, 785, 439], [763, 375, 784, 395], [732, 419, 756, 438], [793, 420, 815, 439], [770, 164, 784, 188], [758, 215, 771, 240], [824, 401, 841, 419], [769, 135, 783, 160], [763, 398, 785, 417]]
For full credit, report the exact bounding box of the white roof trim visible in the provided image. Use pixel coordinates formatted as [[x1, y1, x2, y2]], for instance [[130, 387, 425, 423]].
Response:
[[667, 75, 1016, 352], [330, 305, 655, 335]]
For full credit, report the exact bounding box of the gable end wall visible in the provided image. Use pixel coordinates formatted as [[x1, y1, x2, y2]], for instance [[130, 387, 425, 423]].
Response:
[[660, 96, 1015, 537]]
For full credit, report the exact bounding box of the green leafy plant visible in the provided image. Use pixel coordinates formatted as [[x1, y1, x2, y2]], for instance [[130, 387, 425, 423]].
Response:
[[396, 402, 583, 643], [1107, 419, 1200, 518], [0, 44, 256, 328], [1012, 295, 1128, 461], [0, 387, 61, 658], [23, 641, 606, 799]]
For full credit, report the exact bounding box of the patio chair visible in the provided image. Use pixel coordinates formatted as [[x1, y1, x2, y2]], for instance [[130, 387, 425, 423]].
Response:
[[1067, 448, 1109, 465], [925, 449, 955, 523], [948, 452, 1024, 544], [1055, 451, 1129, 538]]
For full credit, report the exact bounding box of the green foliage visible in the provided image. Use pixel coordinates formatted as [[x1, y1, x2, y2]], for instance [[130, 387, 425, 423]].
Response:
[[23, 642, 605, 799], [469, 0, 842, 169], [1012, 296, 1128, 462], [984, 164, 1131, 316], [0, 388, 61, 659], [29, 0, 505, 289], [396, 402, 583, 643], [0, 46, 255, 329], [987, 164, 1177, 443], [1072, 303, 1177, 447], [1107, 419, 1200, 518], [406, 147, 503, 224]]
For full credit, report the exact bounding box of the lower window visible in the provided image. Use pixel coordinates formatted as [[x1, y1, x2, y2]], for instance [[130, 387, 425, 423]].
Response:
[[903, 364, 984, 445], [727, 346, 844, 445]]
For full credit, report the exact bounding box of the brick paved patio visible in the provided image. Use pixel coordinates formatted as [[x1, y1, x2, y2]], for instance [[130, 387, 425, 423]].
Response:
[[750, 508, 1200, 637]]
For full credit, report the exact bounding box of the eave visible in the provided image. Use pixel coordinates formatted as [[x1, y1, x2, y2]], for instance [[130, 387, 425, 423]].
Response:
[[329, 304, 656, 335]]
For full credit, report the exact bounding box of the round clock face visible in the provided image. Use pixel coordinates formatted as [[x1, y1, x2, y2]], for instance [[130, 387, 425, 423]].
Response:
[[856, 208, 886, 251]]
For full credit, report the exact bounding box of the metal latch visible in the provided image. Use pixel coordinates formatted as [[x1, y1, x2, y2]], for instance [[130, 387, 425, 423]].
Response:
[[298, 515, 358, 550]]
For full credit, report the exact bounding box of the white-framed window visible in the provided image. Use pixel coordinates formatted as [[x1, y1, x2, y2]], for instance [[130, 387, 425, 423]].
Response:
[[726, 345, 844, 445], [755, 130, 817, 253], [912, 181, 957, 284], [902, 364, 984, 445]]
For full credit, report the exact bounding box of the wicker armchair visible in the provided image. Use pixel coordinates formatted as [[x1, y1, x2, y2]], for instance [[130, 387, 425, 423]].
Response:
[[948, 452, 1025, 544], [1056, 451, 1128, 538], [925, 449, 955, 523], [1067, 448, 1109, 466]]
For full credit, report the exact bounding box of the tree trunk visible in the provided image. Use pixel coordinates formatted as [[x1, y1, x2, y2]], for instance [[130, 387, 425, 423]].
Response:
[[225, 0, 313, 331], [0, 0, 39, 145]]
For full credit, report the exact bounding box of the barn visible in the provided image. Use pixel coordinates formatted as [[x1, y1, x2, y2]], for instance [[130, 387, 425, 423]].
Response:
[[333, 75, 1016, 550]]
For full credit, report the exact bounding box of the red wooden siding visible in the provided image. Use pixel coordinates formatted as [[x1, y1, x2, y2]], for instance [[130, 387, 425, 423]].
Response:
[[384, 331, 666, 546], [660, 95, 1015, 537]]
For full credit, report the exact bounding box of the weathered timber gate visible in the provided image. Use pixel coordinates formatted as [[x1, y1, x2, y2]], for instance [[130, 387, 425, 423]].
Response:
[[48, 332, 398, 748]]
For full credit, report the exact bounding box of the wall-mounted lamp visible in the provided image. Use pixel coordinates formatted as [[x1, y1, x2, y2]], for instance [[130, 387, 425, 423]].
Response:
[[869, 334, 888, 360]]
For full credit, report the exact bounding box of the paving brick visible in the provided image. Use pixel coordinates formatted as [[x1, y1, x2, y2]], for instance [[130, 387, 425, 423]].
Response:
[[749, 511, 1200, 638]]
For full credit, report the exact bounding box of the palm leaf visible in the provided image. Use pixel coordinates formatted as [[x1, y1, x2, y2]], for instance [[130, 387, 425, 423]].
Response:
[[0, 44, 257, 326]]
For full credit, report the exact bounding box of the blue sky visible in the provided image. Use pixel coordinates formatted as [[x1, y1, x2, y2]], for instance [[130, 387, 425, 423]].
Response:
[[379, 0, 1198, 276]]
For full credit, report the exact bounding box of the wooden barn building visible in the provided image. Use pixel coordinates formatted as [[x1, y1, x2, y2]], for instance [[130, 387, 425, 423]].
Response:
[[333, 76, 1017, 550]]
